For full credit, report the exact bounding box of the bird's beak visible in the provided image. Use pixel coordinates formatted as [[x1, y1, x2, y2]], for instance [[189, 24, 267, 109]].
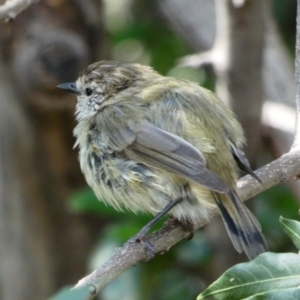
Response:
[[56, 82, 80, 94]]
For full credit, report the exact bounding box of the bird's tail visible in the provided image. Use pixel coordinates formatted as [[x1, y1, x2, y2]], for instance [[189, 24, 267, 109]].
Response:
[[214, 190, 267, 259]]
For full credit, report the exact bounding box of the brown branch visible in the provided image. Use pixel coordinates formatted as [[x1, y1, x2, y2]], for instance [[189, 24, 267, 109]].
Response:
[[0, 0, 39, 21], [72, 150, 300, 299]]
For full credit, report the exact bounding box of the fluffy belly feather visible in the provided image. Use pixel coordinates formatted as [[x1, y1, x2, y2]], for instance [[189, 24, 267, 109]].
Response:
[[79, 145, 217, 223]]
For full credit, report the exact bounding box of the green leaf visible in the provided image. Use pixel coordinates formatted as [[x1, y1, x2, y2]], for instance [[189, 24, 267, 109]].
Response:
[[246, 287, 300, 300], [197, 252, 300, 300], [48, 286, 91, 300], [280, 216, 300, 250]]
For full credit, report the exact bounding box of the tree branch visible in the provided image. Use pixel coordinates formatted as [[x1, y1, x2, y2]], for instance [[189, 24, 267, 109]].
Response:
[[0, 0, 39, 21], [72, 150, 300, 299]]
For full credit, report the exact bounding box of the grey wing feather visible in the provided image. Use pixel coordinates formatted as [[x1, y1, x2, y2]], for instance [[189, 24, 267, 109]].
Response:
[[230, 142, 261, 183], [106, 122, 229, 193], [134, 123, 206, 163], [214, 190, 267, 259], [106, 126, 136, 151]]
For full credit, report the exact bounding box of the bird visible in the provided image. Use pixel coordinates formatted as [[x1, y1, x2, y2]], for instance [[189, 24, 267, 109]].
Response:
[[57, 60, 267, 260]]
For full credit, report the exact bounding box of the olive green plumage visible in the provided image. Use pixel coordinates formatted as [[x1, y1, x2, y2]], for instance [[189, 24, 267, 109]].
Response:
[[60, 60, 267, 259]]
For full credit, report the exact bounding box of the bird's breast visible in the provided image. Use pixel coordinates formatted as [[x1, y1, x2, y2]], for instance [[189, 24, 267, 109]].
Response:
[[74, 120, 217, 220]]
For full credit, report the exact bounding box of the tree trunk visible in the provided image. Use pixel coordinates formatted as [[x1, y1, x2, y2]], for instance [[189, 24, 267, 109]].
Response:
[[0, 1, 108, 299]]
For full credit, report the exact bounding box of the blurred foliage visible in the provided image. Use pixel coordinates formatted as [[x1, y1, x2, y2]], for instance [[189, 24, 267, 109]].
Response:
[[272, 0, 297, 54], [48, 286, 91, 300], [105, 0, 190, 74], [49, 1, 300, 300], [255, 184, 299, 252]]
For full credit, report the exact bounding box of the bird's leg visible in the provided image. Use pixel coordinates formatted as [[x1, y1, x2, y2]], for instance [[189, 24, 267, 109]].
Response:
[[134, 198, 183, 241], [130, 198, 183, 261]]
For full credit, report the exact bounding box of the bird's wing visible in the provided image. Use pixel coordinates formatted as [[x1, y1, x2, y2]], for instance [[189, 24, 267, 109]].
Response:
[[105, 121, 229, 193], [230, 142, 261, 183]]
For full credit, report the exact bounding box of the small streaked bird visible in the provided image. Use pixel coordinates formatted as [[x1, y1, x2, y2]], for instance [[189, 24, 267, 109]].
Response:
[[57, 60, 267, 259]]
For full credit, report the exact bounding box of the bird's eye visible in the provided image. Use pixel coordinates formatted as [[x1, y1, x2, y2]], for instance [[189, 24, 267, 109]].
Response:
[[85, 88, 93, 96]]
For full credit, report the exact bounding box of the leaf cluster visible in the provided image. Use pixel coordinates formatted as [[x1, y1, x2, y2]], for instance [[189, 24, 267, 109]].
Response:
[[198, 217, 300, 300]]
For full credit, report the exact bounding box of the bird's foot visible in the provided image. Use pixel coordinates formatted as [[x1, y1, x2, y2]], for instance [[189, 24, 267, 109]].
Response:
[[128, 234, 156, 262]]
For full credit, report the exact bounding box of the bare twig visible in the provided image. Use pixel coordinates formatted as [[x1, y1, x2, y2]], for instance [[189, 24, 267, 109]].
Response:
[[0, 0, 39, 21]]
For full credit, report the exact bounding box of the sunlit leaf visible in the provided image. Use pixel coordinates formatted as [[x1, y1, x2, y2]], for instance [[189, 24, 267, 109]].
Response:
[[197, 252, 300, 300], [280, 216, 300, 250], [246, 287, 300, 300]]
